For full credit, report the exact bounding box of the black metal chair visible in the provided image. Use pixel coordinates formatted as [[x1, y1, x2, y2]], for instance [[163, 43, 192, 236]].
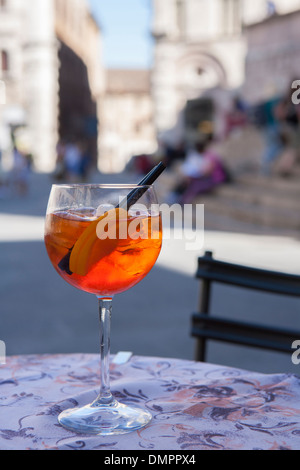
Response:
[[191, 251, 300, 362]]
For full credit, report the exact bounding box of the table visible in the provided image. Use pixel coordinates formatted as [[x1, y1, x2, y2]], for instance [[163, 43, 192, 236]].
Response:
[[0, 354, 300, 450]]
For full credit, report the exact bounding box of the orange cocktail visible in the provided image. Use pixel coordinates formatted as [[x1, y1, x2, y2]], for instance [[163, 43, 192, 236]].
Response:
[[45, 208, 162, 296], [44, 176, 165, 435]]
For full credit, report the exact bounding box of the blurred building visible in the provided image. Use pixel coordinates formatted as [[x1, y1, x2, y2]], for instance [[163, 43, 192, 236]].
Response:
[[0, 0, 104, 173], [151, 0, 300, 141], [98, 69, 157, 173], [244, 8, 300, 104]]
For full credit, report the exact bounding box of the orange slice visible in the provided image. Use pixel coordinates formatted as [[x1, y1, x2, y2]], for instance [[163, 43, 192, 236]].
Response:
[[69, 208, 128, 276]]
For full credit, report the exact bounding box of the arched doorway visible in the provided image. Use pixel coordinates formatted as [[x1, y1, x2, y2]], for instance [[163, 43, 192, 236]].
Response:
[[176, 51, 229, 143], [176, 50, 228, 102]]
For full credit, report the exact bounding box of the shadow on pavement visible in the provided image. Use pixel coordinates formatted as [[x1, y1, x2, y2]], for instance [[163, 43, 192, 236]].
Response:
[[0, 239, 197, 360], [1, 239, 300, 375]]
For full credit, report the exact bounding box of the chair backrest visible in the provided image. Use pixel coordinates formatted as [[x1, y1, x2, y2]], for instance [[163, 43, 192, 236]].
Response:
[[191, 251, 300, 362]]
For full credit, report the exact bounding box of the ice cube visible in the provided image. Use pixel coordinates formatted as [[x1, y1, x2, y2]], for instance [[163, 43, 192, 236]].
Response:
[[96, 204, 115, 218], [67, 207, 96, 220]]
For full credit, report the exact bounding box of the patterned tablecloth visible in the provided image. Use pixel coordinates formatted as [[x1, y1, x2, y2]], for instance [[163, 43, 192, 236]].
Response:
[[0, 354, 300, 450]]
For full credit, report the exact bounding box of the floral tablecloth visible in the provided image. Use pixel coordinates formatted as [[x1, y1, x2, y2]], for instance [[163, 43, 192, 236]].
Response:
[[0, 354, 300, 450]]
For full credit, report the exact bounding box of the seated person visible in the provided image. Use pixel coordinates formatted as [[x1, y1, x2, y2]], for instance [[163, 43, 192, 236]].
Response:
[[171, 139, 228, 204]]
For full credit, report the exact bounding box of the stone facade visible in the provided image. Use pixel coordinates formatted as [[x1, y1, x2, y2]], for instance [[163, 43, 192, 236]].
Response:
[[151, 0, 300, 140], [98, 69, 156, 173], [244, 9, 300, 104], [0, 0, 104, 172], [2, 0, 300, 173]]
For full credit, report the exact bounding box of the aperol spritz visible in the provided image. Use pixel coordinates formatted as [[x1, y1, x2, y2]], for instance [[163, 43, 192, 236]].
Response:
[[44, 182, 163, 435]]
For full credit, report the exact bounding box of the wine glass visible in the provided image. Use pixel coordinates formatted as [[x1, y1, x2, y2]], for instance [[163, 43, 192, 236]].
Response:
[[44, 183, 163, 435]]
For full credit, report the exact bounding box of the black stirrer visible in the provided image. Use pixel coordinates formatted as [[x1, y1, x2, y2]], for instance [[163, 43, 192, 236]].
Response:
[[117, 161, 166, 210], [58, 162, 166, 274]]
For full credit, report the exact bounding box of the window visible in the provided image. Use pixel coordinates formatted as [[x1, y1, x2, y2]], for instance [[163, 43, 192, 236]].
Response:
[[222, 0, 241, 35]]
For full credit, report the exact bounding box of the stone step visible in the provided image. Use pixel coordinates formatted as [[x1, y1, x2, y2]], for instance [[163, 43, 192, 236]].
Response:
[[200, 191, 300, 231], [215, 182, 300, 211], [203, 209, 298, 237], [237, 173, 300, 197], [197, 169, 300, 232]]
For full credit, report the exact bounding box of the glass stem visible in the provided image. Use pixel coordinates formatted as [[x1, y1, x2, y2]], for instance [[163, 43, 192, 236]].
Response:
[[94, 296, 115, 406]]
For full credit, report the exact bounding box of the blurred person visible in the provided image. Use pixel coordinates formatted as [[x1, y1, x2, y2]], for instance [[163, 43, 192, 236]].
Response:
[[169, 138, 228, 204], [0, 148, 3, 184], [163, 141, 186, 168], [267, 1, 277, 16], [273, 83, 300, 176], [64, 139, 82, 182], [133, 154, 155, 175], [0, 148, 7, 199], [54, 140, 67, 181], [10, 145, 31, 196], [78, 140, 92, 181], [256, 95, 283, 176], [225, 95, 248, 138]]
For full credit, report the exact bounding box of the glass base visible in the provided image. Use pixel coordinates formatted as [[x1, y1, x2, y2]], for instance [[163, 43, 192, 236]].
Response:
[[58, 398, 152, 436]]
